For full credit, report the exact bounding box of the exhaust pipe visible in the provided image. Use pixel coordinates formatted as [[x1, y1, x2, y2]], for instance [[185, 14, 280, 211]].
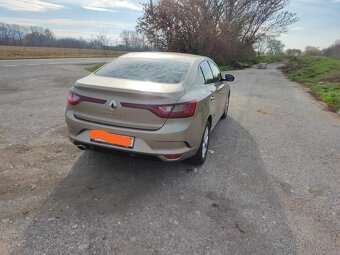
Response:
[[77, 144, 86, 151]]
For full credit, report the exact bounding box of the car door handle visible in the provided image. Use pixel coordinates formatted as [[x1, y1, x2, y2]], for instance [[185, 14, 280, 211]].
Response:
[[210, 96, 215, 101]]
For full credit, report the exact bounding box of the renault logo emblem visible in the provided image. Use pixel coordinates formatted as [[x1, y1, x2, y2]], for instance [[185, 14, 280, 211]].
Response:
[[109, 100, 118, 110]]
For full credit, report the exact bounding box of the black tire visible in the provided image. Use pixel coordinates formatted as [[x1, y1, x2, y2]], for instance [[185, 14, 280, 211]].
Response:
[[188, 121, 211, 165], [221, 93, 230, 119]]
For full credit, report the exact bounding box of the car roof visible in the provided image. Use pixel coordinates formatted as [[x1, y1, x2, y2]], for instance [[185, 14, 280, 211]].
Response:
[[120, 52, 207, 63]]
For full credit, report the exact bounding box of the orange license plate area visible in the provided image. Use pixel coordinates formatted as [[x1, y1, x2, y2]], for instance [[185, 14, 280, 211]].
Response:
[[88, 130, 134, 148]]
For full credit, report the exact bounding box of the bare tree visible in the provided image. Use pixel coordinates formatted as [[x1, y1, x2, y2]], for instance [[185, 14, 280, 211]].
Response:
[[137, 0, 298, 64], [120, 30, 131, 50], [13, 24, 27, 45], [254, 35, 272, 57], [96, 30, 110, 56], [0, 22, 12, 45], [267, 38, 285, 55], [120, 30, 150, 51]]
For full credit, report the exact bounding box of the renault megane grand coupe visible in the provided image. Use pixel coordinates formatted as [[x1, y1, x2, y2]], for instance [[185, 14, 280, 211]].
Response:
[[65, 52, 235, 165]]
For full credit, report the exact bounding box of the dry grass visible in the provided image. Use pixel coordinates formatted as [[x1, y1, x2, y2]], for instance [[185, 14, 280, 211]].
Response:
[[0, 45, 126, 60]]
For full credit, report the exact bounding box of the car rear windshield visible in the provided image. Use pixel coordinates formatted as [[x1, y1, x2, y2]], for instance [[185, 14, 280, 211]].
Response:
[[95, 58, 191, 84]]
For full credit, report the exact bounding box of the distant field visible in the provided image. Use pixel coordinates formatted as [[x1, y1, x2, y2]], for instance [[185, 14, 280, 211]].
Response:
[[286, 56, 340, 112], [0, 45, 126, 60]]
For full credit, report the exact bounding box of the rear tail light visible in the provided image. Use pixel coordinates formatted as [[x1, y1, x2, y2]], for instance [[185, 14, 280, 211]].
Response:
[[67, 90, 106, 105], [121, 101, 196, 118], [67, 91, 81, 105]]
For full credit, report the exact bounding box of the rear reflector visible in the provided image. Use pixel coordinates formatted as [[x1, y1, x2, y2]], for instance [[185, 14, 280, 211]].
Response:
[[121, 101, 196, 118], [163, 154, 182, 160], [67, 90, 107, 105]]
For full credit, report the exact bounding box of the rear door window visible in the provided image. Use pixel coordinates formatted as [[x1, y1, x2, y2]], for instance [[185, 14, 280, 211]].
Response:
[[198, 67, 206, 84], [200, 61, 214, 84], [208, 61, 222, 82]]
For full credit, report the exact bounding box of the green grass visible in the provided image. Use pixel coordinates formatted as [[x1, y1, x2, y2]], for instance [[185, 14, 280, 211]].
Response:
[[218, 65, 233, 71], [286, 56, 340, 111], [86, 63, 105, 72]]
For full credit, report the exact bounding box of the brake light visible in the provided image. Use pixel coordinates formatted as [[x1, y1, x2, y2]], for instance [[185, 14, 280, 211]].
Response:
[[121, 101, 196, 118], [67, 90, 107, 105]]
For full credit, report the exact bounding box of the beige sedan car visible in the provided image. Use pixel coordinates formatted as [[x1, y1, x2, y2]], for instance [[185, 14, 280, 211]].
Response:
[[66, 52, 235, 165]]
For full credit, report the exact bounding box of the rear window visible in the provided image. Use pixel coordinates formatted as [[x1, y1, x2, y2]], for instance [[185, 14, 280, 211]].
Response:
[[95, 58, 191, 84]]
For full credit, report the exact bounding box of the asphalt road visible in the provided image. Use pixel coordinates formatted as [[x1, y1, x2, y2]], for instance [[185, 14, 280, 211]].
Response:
[[0, 59, 339, 255]]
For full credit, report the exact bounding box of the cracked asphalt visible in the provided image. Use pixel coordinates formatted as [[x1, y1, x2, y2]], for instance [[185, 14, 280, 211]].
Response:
[[0, 58, 339, 255]]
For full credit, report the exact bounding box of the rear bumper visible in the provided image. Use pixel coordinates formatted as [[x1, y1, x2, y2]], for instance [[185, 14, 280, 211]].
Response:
[[65, 111, 203, 161]]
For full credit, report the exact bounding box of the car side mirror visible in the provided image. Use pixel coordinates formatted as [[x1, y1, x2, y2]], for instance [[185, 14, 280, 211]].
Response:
[[224, 74, 235, 82]]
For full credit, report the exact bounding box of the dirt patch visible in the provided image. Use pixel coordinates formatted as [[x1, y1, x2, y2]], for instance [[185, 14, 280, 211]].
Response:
[[0, 124, 80, 253], [0, 143, 77, 198], [256, 109, 272, 115]]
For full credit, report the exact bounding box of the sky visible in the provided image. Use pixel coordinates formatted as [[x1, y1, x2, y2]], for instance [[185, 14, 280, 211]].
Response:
[[0, 0, 339, 50]]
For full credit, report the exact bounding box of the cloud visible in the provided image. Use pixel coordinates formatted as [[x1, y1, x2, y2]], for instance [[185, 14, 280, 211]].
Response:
[[48, 18, 135, 29], [0, 17, 135, 29], [82, 0, 142, 12], [0, 16, 135, 40], [82, 6, 116, 12], [0, 0, 63, 12]]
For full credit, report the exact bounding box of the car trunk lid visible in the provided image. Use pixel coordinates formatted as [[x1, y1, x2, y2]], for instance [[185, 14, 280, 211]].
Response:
[[70, 75, 186, 131]]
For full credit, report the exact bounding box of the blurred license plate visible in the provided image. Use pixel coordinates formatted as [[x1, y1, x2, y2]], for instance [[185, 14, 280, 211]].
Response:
[[88, 130, 134, 148]]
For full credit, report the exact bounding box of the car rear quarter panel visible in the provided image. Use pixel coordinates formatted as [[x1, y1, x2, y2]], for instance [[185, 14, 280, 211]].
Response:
[[176, 84, 212, 142]]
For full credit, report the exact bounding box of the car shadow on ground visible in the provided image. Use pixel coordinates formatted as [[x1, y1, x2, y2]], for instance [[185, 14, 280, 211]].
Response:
[[18, 117, 297, 254]]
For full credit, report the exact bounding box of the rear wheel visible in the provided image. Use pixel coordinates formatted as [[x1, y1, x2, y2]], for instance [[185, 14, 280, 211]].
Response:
[[188, 121, 211, 165], [221, 93, 230, 119]]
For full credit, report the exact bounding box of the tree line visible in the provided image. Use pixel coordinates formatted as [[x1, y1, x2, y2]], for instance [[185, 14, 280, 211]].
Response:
[[0, 22, 91, 48], [0, 22, 154, 54], [303, 40, 340, 58], [255, 36, 340, 58]]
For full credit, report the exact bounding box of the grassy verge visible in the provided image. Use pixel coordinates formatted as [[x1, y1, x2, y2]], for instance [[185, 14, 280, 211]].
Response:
[[285, 56, 340, 112], [87, 63, 105, 72], [0, 45, 126, 60]]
